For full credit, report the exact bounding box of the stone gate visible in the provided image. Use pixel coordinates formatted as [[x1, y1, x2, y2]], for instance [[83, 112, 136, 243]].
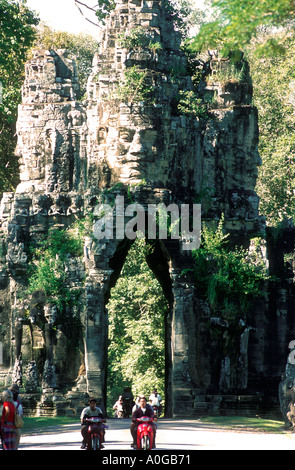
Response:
[[0, 0, 290, 418]]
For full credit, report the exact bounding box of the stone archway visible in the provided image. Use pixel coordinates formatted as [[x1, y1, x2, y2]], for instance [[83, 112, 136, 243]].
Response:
[[0, 0, 266, 418], [83, 223, 197, 416], [104, 238, 173, 416]]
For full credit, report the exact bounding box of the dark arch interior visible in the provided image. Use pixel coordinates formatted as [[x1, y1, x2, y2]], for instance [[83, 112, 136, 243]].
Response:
[[105, 238, 174, 417]]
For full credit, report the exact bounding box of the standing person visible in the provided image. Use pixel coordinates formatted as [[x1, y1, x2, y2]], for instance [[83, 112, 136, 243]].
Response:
[[9, 384, 23, 450], [1, 390, 17, 450], [149, 388, 162, 416], [113, 396, 124, 418], [122, 387, 134, 418], [132, 396, 141, 413]]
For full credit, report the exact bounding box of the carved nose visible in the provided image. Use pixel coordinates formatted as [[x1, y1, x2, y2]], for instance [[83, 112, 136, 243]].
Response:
[[129, 143, 144, 155], [129, 137, 144, 155]]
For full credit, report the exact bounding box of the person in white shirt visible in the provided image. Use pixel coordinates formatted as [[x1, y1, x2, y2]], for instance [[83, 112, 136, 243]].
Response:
[[113, 396, 124, 418], [149, 388, 162, 416], [80, 398, 105, 449]]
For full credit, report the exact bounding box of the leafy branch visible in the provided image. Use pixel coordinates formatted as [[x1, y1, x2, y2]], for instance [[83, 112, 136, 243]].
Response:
[[177, 90, 210, 119], [74, 0, 116, 25], [109, 66, 154, 106], [188, 0, 295, 56]]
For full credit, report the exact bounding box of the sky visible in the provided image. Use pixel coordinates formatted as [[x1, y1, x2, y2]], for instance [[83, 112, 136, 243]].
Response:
[[25, 0, 100, 36], [25, 0, 206, 37]]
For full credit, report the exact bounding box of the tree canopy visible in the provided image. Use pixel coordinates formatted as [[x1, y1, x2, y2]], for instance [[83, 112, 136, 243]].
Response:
[[0, 0, 39, 119], [0, 0, 39, 193], [189, 0, 295, 56], [248, 34, 295, 225]]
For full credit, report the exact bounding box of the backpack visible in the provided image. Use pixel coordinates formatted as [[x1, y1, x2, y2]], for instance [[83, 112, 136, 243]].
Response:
[[14, 403, 24, 429]]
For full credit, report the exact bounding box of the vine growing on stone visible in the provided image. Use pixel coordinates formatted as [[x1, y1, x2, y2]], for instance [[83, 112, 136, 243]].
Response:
[[27, 225, 84, 315], [115, 66, 154, 105], [190, 216, 268, 325]]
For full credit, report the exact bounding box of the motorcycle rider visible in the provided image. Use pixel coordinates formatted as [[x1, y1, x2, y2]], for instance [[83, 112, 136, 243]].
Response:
[[130, 396, 157, 449], [149, 388, 162, 416], [80, 398, 105, 449]]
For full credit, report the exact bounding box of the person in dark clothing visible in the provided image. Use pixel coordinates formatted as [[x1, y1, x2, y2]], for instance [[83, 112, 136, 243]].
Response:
[[122, 387, 134, 418], [130, 396, 156, 449]]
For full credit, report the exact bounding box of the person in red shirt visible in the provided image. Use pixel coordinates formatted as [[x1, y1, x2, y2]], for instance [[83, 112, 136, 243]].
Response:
[[1, 390, 16, 450]]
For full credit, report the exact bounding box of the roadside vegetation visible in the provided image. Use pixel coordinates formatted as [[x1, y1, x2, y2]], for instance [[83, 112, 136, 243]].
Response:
[[21, 415, 286, 435], [201, 416, 285, 434]]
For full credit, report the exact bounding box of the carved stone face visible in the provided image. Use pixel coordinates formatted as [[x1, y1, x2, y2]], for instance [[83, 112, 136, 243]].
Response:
[[105, 125, 158, 183]]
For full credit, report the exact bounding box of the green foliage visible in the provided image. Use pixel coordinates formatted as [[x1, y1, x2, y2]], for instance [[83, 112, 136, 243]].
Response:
[[248, 34, 295, 225], [28, 226, 84, 313], [192, 217, 267, 324], [23, 416, 78, 434], [0, 117, 20, 193], [177, 90, 209, 118], [118, 26, 163, 56], [0, 0, 39, 119], [107, 239, 168, 412], [118, 27, 148, 49], [115, 66, 154, 105], [201, 416, 284, 433], [0, 0, 39, 195], [164, 0, 206, 39], [149, 41, 163, 55], [209, 62, 247, 85], [189, 0, 295, 56], [95, 0, 116, 23]]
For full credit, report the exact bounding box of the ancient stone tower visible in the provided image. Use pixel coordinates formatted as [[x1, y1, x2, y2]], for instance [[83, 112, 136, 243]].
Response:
[[1, 0, 285, 417]]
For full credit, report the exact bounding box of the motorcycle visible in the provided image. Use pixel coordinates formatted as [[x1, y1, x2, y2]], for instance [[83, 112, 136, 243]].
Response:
[[152, 405, 159, 418], [115, 408, 124, 419], [136, 417, 154, 450], [85, 417, 105, 450]]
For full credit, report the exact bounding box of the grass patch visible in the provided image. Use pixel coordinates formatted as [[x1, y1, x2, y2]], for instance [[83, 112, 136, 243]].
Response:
[[23, 416, 79, 434], [201, 416, 285, 433], [22, 415, 286, 435]]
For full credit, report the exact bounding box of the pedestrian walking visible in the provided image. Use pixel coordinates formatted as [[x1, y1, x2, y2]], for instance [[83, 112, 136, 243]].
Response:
[[1, 390, 17, 450], [9, 384, 23, 449]]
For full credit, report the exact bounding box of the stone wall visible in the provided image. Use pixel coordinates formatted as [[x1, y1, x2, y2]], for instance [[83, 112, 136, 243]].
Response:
[[0, 0, 290, 418]]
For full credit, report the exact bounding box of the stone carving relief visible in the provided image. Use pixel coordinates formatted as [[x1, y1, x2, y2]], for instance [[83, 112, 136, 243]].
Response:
[[0, 0, 270, 417]]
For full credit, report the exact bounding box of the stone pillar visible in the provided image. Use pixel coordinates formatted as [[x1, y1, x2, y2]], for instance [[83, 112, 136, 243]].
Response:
[[84, 273, 110, 409], [25, 361, 39, 393], [42, 303, 57, 391], [11, 319, 23, 386], [12, 358, 22, 387], [170, 267, 195, 416]]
